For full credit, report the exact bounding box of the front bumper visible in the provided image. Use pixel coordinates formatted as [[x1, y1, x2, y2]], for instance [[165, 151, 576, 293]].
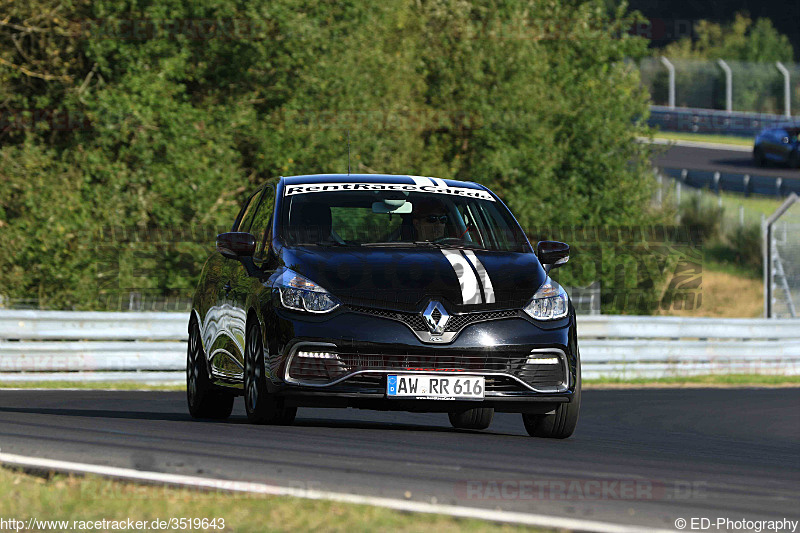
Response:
[[264, 306, 579, 412]]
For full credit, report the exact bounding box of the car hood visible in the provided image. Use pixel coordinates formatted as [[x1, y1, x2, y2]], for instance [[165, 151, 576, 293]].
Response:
[[279, 245, 547, 312]]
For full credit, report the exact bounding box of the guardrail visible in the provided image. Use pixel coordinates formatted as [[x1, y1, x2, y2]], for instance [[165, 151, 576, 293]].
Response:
[[1, 311, 797, 382], [660, 167, 800, 197], [649, 105, 796, 137]]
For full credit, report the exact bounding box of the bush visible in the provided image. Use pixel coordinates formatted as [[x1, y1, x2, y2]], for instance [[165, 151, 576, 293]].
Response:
[[679, 195, 724, 243], [728, 223, 762, 273]]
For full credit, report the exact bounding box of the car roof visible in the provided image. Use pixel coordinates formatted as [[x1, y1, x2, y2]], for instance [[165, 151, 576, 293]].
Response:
[[280, 174, 487, 191]]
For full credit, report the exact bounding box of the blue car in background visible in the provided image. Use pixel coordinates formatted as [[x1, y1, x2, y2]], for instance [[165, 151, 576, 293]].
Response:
[[754, 124, 800, 168]]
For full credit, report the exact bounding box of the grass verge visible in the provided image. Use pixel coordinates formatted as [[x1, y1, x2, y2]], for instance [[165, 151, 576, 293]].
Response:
[[717, 191, 782, 224], [656, 269, 762, 317], [0, 467, 545, 533], [653, 132, 753, 147], [0, 381, 184, 391]]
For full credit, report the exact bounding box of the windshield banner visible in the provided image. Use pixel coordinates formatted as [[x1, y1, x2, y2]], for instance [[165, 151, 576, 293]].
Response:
[[284, 182, 496, 201]]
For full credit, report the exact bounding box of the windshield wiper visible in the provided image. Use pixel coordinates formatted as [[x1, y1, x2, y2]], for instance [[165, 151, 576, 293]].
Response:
[[413, 241, 489, 250], [313, 240, 360, 247], [359, 241, 490, 250], [360, 241, 413, 247]]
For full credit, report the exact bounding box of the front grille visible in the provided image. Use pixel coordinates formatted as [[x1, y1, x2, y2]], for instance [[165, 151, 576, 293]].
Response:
[[347, 305, 521, 334], [444, 309, 519, 331], [287, 346, 567, 390]]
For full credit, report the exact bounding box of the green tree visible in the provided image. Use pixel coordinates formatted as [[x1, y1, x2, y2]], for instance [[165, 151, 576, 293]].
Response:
[[653, 13, 794, 113], [1, 0, 670, 314], [661, 13, 793, 62]]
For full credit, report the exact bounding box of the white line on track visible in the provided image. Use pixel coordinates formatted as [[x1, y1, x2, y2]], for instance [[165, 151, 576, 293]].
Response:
[[0, 452, 676, 533], [638, 136, 753, 152]]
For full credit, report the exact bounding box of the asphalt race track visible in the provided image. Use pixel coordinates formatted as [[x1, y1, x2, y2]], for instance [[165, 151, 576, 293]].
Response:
[[653, 144, 800, 179], [1, 389, 798, 531]]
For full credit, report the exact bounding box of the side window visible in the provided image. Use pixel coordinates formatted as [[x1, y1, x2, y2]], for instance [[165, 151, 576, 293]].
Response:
[[231, 192, 255, 231], [474, 202, 525, 252], [249, 185, 277, 259], [235, 188, 265, 232]]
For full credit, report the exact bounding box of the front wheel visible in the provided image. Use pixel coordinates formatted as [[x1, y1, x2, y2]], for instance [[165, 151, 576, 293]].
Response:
[[244, 320, 296, 425], [187, 321, 234, 419], [789, 151, 799, 169], [753, 147, 766, 167], [522, 375, 580, 439], [448, 407, 494, 430]]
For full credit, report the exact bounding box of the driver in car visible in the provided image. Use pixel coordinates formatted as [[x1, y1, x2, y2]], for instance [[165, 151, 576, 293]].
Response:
[[411, 199, 449, 241]]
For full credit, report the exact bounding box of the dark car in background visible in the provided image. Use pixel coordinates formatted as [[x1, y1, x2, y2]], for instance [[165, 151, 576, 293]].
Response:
[[754, 124, 800, 167], [188, 174, 580, 438]]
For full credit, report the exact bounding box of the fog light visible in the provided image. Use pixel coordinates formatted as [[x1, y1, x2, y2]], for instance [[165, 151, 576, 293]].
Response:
[[526, 355, 560, 365], [297, 351, 338, 359]]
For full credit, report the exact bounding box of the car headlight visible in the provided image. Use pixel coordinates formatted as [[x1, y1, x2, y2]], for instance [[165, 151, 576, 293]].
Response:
[[523, 277, 568, 320], [274, 269, 340, 313]]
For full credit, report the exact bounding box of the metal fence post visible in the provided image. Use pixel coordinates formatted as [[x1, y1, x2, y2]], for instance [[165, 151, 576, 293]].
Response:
[[776, 62, 791, 118], [717, 59, 733, 113], [655, 169, 662, 206], [763, 213, 769, 318], [660, 57, 675, 109]]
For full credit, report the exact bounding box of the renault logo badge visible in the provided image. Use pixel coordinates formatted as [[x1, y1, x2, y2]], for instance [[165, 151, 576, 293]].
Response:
[[422, 301, 450, 335]]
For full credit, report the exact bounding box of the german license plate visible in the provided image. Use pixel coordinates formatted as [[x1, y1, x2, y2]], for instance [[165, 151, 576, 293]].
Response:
[[386, 374, 485, 400]]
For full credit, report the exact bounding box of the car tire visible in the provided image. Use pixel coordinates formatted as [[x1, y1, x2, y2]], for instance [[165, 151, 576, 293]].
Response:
[[448, 407, 494, 430], [522, 365, 580, 439], [753, 147, 766, 167], [187, 320, 235, 420], [244, 320, 297, 425]]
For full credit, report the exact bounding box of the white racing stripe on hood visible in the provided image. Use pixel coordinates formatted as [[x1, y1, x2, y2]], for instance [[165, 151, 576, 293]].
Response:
[[462, 250, 495, 304], [410, 175, 447, 188], [441, 249, 482, 305], [410, 176, 435, 186]]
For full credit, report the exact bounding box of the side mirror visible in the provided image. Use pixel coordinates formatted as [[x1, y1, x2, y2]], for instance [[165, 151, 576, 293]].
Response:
[[216, 232, 256, 259], [537, 241, 569, 270]]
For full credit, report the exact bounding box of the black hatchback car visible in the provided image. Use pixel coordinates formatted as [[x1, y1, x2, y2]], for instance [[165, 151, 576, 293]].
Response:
[[188, 174, 580, 438], [753, 124, 800, 167]]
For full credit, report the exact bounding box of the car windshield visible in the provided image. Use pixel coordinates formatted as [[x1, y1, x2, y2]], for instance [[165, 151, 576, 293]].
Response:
[[279, 185, 531, 252]]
